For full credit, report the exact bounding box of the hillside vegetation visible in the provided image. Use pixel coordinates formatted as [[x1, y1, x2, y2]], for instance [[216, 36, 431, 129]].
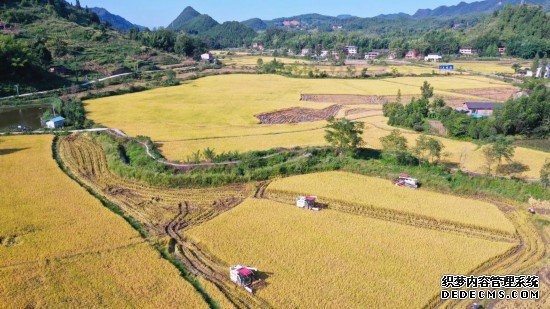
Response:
[[0, 0, 180, 96]]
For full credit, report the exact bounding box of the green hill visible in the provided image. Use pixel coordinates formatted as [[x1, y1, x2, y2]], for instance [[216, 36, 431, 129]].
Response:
[[167, 6, 201, 30], [0, 0, 179, 97], [179, 14, 219, 34], [203, 21, 256, 48]]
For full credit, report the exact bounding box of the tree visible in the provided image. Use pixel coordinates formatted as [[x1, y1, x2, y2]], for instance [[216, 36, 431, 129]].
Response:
[[380, 130, 408, 153], [482, 145, 496, 175], [325, 117, 365, 156], [420, 81, 434, 99], [256, 58, 264, 66], [540, 159, 550, 188], [414, 135, 444, 164], [491, 137, 516, 168], [512, 63, 521, 73]]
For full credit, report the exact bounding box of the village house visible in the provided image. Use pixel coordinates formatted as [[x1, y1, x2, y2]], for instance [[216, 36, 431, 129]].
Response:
[[320, 50, 330, 58], [498, 47, 506, 55], [365, 51, 380, 60], [459, 47, 476, 56], [345, 46, 358, 55], [301, 48, 311, 57], [283, 20, 300, 27], [252, 43, 264, 51], [0, 21, 20, 35], [424, 54, 443, 62], [405, 50, 420, 59], [457, 102, 501, 117], [535, 65, 550, 79], [200, 52, 215, 63], [45, 116, 65, 129], [387, 52, 397, 60]]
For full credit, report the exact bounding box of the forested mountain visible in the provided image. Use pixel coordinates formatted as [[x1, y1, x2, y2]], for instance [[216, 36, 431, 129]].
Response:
[[242, 18, 268, 31], [244, 0, 549, 32], [203, 21, 257, 48], [168, 7, 200, 30], [89, 7, 145, 31], [413, 0, 550, 18], [178, 14, 219, 34]]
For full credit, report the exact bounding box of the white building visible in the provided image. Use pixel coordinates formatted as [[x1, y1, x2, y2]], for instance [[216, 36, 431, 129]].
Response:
[[365, 52, 380, 60], [535, 65, 550, 78], [200, 53, 215, 63], [301, 48, 311, 56], [345, 46, 358, 55], [459, 47, 476, 56], [424, 54, 443, 62], [46, 116, 65, 129], [320, 50, 329, 58]]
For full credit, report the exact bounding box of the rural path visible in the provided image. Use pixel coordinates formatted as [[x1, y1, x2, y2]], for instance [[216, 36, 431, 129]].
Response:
[[106, 129, 308, 171], [0, 128, 108, 136]]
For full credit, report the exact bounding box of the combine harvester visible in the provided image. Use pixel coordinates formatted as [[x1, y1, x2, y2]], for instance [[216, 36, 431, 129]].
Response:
[[230, 265, 261, 293], [296, 196, 320, 211], [394, 173, 419, 189]]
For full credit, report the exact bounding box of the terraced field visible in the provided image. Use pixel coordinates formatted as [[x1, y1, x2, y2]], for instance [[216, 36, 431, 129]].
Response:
[[0, 135, 207, 308]]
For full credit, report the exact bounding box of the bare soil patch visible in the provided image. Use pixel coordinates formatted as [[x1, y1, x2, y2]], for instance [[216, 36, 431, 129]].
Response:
[[256, 105, 343, 124], [451, 87, 519, 102]]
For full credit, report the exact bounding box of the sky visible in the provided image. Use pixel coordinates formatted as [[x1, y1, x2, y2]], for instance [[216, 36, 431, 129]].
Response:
[[77, 0, 469, 28]]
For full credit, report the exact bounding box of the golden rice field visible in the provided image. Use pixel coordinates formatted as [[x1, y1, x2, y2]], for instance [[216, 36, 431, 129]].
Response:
[[84, 74, 548, 178], [428, 61, 524, 75], [268, 171, 515, 234], [187, 198, 515, 308], [0, 135, 207, 308]]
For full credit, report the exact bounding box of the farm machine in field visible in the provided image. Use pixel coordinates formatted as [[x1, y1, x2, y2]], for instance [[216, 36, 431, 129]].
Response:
[[394, 173, 419, 189], [230, 265, 260, 293], [296, 196, 320, 211]]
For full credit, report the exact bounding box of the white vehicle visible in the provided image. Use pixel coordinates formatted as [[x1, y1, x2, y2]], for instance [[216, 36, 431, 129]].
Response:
[[230, 265, 258, 293], [296, 196, 319, 211], [395, 173, 419, 189]]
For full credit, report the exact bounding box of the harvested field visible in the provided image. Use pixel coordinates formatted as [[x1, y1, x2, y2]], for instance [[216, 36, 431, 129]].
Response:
[[451, 87, 520, 102], [300, 93, 397, 105], [187, 198, 516, 308], [0, 135, 207, 308], [256, 105, 343, 124], [57, 134, 254, 236]]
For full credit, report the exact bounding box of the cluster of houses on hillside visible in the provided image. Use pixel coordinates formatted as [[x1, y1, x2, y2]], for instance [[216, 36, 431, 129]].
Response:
[[269, 45, 508, 61], [0, 21, 20, 35], [520, 64, 550, 79]]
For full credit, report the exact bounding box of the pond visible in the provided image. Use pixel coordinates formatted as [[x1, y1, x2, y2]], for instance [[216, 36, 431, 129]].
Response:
[[0, 105, 50, 131]]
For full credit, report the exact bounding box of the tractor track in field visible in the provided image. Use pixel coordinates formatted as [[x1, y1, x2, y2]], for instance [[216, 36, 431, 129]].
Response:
[[58, 134, 271, 308], [426, 200, 546, 309], [166, 199, 272, 309]]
